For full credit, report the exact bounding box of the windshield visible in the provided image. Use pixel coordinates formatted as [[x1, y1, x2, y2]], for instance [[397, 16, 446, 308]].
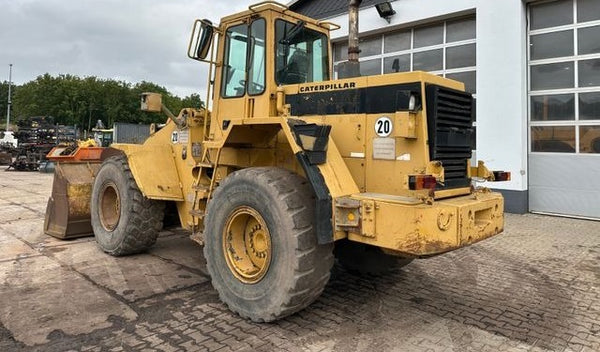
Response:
[[275, 19, 329, 85]]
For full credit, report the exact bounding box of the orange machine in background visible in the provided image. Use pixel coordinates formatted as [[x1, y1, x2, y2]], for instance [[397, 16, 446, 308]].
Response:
[[44, 144, 104, 239]]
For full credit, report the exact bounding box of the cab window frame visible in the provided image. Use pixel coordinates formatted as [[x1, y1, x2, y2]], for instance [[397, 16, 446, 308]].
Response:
[[221, 22, 249, 99], [220, 17, 268, 99], [274, 18, 330, 86], [248, 18, 267, 96]]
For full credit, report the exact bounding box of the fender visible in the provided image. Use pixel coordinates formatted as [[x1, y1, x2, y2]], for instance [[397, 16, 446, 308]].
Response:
[[217, 117, 360, 244], [109, 121, 185, 201], [294, 151, 334, 244], [284, 119, 360, 244]]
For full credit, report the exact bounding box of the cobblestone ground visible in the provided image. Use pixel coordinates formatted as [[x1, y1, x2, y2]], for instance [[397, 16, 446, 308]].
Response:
[[0, 168, 599, 351]]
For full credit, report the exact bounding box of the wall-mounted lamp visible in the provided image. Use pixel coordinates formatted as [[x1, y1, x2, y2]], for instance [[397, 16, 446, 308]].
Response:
[[375, 1, 396, 23]]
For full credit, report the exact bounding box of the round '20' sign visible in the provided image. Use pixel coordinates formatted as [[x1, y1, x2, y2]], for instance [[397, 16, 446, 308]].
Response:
[[375, 116, 393, 137]]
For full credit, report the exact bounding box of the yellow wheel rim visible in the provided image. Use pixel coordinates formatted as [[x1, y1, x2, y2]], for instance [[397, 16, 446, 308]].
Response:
[[223, 206, 272, 284], [99, 183, 120, 231]]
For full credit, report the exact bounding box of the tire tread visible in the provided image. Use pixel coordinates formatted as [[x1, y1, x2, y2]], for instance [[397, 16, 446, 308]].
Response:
[[93, 155, 164, 256], [204, 167, 334, 322]]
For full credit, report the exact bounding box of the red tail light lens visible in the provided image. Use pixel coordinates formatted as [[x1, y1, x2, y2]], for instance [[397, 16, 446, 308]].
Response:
[[493, 171, 511, 181], [409, 175, 437, 190]]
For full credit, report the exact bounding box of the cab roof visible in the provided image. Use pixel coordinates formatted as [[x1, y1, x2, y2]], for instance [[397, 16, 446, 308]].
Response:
[[219, 1, 338, 32]]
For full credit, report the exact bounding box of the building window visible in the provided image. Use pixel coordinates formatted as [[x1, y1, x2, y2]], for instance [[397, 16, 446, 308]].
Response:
[[528, 0, 600, 154], [332, 15, 476, 94]]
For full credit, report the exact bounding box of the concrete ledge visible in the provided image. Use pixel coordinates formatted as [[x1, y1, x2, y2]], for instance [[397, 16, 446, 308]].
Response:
[[492, 189, 528, 214]]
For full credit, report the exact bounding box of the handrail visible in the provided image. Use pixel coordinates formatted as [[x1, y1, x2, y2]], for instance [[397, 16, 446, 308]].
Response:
[[203, 32, 218, 141], [249, 1, 288, 12], [248, 2, 338, 32], [317, 21, 341, 31]]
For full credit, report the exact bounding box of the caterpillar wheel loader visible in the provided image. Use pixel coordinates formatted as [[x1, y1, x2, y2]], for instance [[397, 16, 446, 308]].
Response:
[[88, 1, 511, 322]]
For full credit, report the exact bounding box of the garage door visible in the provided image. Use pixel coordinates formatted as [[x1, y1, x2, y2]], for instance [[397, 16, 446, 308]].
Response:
[[528, 0, 600, 219]]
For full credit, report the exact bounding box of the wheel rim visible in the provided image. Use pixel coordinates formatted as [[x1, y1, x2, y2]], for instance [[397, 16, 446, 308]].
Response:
[[99, 183, 120, 231], [223, 206, 272, 284]]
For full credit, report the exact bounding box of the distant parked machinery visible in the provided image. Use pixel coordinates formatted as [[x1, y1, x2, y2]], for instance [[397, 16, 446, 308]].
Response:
[[5, 116, 78, 171], [0, 131, 18, 165]]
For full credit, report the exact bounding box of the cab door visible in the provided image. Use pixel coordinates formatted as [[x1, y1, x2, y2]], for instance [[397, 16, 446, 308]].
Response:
[[216, 18, 267, 125]]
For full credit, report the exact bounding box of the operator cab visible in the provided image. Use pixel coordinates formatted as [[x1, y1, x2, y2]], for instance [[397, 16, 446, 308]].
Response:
[[188, 2, 336, 121]]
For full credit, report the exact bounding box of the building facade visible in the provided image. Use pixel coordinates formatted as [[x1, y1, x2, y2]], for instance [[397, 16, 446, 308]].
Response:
[[290, 0, 600, 218]]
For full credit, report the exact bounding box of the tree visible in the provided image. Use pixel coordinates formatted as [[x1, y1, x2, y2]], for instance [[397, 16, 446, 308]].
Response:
[[9, 74, 204, 130], [180, 93, 204, 109], [12, 74, 85, 125]]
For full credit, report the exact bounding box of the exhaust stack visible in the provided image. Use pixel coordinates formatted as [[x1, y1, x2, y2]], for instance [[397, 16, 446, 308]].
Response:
[[348, 0, 362, 62], [337, 0, 362, 78]]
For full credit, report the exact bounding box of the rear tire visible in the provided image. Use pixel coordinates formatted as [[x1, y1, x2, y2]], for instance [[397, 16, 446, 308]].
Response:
[[204, 167, 334, 322], [91, 155, 165, 256], [335, 239, 413, 275]]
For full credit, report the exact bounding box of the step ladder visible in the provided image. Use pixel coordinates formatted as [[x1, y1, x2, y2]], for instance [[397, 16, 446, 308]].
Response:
[[189, 146, 221, 245]]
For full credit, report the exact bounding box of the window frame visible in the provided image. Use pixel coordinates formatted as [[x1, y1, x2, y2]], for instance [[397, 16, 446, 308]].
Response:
[[274, 18, 330, 85], [527, 0, 600, 154], [248, 18, 267, 96], [331, 15, 477, 94], [220, 18, 268, 99], [221, 22, 249, 99]]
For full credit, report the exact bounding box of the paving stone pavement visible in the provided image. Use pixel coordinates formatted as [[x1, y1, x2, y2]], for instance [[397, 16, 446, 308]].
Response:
[[0, 167, 599, 351]]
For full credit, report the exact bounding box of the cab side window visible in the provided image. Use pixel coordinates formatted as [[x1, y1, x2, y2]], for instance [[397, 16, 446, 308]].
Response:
[[222, 19, 266, 98], [275, 19, 329, 85], [222, 24, 248, 98], [248, 19, 266, 95]]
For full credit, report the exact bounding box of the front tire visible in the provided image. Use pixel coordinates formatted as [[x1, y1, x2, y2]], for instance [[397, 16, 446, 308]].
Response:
[[91, 155, 165, 256], [204, 167, 334, 322]]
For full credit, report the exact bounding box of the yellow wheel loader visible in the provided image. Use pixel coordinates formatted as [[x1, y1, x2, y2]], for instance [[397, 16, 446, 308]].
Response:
[[86, 1, 511, 321]]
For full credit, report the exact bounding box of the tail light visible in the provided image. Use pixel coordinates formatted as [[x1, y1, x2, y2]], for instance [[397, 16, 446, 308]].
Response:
[[493, 171, 511, 182], [409, 175, 437, 190]]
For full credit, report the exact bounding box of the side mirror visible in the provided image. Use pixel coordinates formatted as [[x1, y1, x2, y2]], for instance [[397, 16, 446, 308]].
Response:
[[188, 19, 214, 61]]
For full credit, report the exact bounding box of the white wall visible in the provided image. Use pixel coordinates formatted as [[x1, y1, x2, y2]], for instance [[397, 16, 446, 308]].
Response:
[[327, 0, 528, 192], [475, 1, 528, 191]]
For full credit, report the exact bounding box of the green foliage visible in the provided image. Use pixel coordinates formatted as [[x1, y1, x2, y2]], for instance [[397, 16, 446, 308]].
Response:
[[3, 74, 204, 130]]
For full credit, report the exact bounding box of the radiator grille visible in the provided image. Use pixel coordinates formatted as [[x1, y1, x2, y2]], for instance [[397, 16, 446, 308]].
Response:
[[425, 85, 474, 189]]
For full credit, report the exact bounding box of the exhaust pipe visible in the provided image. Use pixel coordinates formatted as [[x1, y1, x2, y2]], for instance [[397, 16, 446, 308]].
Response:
[[348, 0, 362, 62], [337, 0, 362, 78]]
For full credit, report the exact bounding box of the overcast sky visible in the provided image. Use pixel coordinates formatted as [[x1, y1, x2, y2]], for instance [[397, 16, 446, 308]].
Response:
[[0, 0, 255, 98]]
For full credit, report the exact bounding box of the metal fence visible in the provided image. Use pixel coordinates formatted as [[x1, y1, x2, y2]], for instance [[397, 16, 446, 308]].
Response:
[[113, 123, 150, 144]]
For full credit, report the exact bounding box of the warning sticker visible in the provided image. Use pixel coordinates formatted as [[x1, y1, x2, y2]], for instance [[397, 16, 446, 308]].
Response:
[[373, 138, 395, 160], [178, 130, 189, 144]]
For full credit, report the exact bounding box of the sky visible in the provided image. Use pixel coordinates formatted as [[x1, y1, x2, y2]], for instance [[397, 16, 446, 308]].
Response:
[[0, 0, 254, 98]]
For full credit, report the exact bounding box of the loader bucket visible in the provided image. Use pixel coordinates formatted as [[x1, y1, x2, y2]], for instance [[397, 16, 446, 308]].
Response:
[[44, 146, 104, 239], [44, 162, 102, 239]]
